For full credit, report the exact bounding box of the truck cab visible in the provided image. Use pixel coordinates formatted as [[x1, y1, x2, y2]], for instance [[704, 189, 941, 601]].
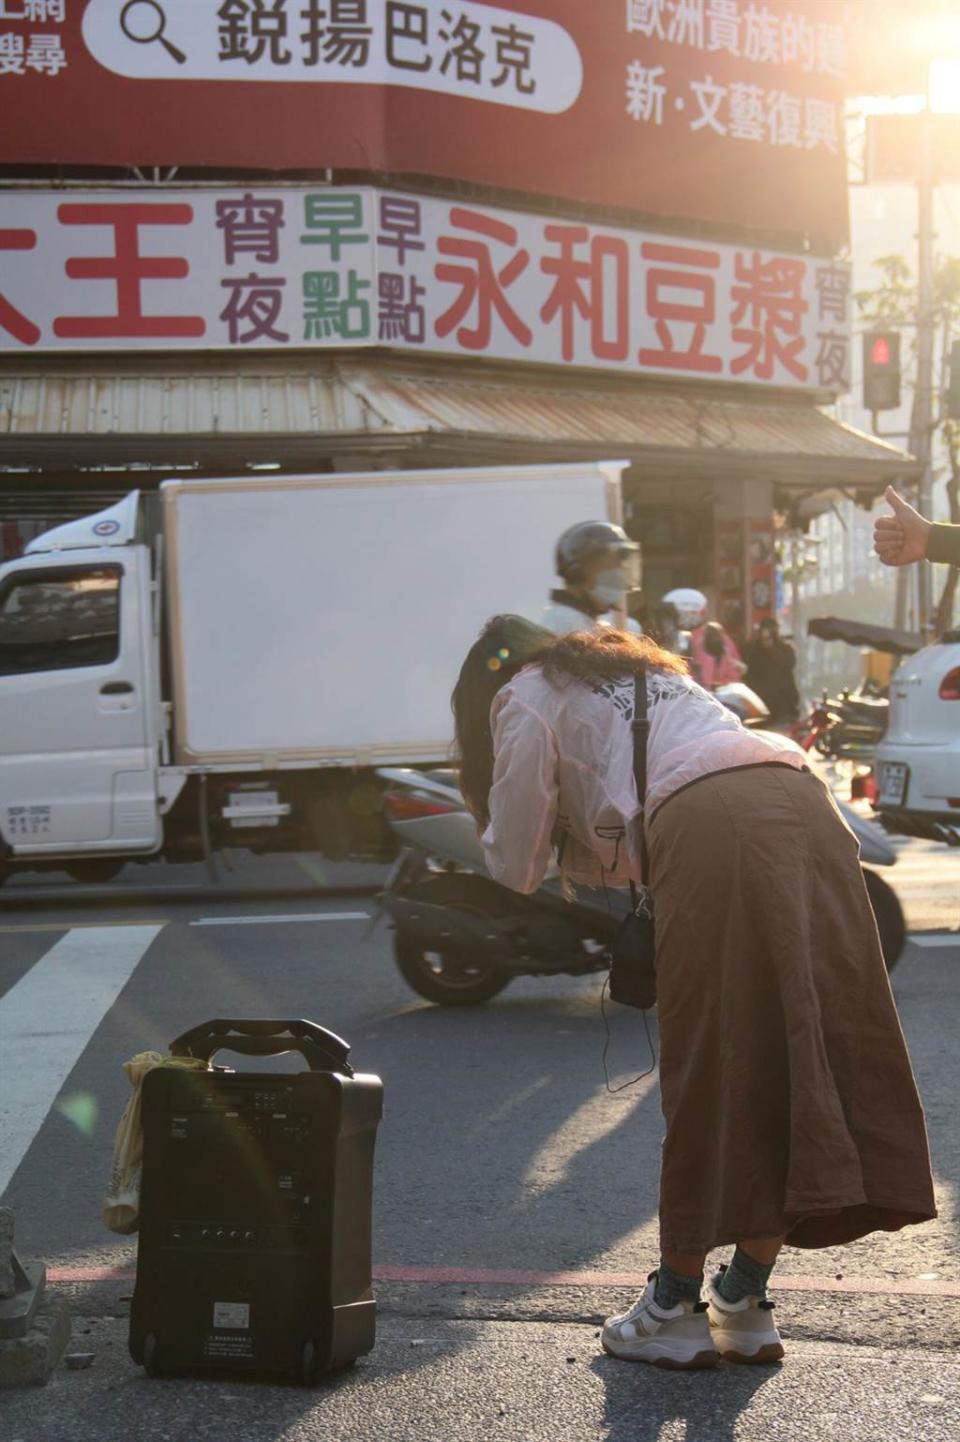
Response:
[[0, 494, 163, 870]]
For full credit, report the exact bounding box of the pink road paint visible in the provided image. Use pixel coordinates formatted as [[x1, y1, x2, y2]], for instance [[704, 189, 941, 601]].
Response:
[[47, 1263, 960, 1298]]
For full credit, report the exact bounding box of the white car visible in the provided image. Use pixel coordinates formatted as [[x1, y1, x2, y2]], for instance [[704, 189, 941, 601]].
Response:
[[875, 633, 960, 843]]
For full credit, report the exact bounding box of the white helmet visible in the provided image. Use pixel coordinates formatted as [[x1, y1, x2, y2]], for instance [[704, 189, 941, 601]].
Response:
[[662, 588, 708, 631]]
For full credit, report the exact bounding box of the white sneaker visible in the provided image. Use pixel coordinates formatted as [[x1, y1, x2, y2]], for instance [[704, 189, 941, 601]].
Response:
[[601, 1272, 718, 1369], [706, 1270, 785, 1364]]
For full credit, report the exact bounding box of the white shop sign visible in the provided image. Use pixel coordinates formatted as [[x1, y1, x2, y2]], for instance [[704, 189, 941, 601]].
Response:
[[0, 186, 850, 391]]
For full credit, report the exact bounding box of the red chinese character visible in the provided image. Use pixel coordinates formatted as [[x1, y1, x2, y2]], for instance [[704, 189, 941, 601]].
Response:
[[435, 207, 532, 351], [638, 242, 722, 374], [53, 204, 205, 340], [730, 251, 808, 382], [540, 225, 629, 363], [0, 229, 40, 346]]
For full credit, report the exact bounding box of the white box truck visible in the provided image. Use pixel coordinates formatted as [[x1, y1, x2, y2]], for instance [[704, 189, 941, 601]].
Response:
[[0, 462, 626, 884]]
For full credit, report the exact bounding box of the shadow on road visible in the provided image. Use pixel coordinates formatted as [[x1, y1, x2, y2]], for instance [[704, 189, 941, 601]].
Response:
[[374, 986, 664, 1278], [592, 1351, 780, 1442]]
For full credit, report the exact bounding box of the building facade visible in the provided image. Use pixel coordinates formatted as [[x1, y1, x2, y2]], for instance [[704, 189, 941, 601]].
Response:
[[0, 1, 917, 641]]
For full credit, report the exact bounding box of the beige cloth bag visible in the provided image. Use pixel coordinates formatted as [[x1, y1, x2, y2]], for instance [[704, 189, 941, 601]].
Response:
[[103, 1051, 209, 1235]]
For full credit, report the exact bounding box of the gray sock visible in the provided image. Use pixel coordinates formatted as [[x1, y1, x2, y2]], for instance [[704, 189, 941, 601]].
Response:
[[653, 1263, 703, 1311], [716, 1247, 775, 1304]]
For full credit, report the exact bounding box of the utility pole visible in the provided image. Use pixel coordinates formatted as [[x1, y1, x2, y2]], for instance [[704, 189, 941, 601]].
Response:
[[791, 534, 805, 699], [910, 104, 937, 633]]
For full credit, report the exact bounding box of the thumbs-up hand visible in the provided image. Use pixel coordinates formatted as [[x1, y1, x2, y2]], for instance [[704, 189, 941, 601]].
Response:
[[873, 486, 932, 567]]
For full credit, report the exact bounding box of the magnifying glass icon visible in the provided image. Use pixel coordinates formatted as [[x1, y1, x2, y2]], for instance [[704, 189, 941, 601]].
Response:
[[120, 0, 187, 65]]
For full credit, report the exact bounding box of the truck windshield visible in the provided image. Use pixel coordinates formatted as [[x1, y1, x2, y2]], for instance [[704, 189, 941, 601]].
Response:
[[0, 566, 121, 675]]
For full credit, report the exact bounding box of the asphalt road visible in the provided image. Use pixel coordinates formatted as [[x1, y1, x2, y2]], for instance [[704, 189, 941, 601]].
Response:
[[1, 841, 958, 1440]]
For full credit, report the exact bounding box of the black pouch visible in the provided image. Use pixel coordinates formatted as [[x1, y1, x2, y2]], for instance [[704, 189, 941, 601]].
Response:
[[609, 896, 656, 1009], [608, 667, 657, 1010]]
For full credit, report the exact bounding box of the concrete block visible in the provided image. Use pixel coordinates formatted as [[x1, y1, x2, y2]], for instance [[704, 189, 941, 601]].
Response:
[[0, 1209, 14, 1299], [0, 1259, 45, 1339], [0, 1294, 71, 1388]]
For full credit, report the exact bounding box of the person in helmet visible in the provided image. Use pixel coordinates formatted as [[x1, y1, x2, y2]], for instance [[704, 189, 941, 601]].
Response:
[[657, 588, 709, 660], [661, 587, 709, 634], [542, 521, 642, 637]]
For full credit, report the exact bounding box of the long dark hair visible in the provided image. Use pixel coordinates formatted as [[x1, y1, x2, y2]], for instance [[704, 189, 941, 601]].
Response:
[[452, 618, 688, 825]]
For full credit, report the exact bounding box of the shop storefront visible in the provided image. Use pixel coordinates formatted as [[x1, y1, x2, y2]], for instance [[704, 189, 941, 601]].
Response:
[[0, 345, 917, 626], [0, 2, 916, 638]]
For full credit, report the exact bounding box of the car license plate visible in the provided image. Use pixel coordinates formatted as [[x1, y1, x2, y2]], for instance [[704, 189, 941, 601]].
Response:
[[878, 762, 908, 807]]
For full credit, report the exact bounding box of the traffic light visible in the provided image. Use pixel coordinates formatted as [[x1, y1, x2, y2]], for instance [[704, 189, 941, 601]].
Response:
[[946, 339, 960, 420], [862, 331, 901, 412]]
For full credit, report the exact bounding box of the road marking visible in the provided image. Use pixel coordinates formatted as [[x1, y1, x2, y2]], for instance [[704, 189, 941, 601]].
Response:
[[0, 924, 164, 1198], [188, 911, 369, 927], [47, 1263, 960, 1299], [910, 933, 960, 949]]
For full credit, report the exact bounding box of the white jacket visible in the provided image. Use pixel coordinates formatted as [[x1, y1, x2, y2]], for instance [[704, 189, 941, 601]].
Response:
[[480, 664, 805, 894]]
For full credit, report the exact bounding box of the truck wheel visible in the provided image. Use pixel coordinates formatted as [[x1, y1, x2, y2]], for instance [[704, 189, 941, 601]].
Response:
[[67, 860, 124, 885], [863, 867, 906, 973]]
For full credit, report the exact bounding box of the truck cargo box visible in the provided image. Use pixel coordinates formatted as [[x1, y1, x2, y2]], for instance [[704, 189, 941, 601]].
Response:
[[163, 463, 625, 767]]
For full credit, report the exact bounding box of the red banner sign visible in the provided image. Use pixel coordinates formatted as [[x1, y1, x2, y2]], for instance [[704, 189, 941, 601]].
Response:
[[0, 1, 849, 246]]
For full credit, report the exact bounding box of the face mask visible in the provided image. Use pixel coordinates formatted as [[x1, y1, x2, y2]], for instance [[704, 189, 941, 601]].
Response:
[[589, 568, 628, 609]]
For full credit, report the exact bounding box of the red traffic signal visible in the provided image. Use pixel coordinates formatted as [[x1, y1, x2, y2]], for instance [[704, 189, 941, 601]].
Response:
[[870, 335, 891, 366], [863, 331, 901, 412]]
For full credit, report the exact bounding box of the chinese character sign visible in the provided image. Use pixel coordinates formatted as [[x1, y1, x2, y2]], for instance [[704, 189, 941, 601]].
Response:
[[1, 1, 847, 248], [0, 187, 850, 392], [624, 2, 843, 155], [0, 0, 68, 77], [78, 0, 581, 110]]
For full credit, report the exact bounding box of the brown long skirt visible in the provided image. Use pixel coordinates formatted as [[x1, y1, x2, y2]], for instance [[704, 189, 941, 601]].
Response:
[[648, 763, 936, 1254]]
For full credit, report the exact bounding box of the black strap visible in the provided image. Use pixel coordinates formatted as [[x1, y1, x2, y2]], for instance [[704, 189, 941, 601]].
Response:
[[630, 664, 650, 907]]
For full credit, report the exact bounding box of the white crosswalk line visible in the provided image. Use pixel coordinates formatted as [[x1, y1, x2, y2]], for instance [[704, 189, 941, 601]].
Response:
[[0, 924, 164, 1198]]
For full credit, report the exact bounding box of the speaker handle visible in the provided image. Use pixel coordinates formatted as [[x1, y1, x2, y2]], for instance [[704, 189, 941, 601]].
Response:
[[169, 1018, 354, 1076]]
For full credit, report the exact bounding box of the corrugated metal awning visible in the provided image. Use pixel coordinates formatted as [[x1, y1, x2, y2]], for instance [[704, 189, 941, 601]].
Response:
[[0, 359, 917, 492]]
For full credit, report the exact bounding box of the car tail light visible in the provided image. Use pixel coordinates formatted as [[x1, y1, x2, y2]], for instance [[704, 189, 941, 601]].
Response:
[[382, 790, 460, 821], [939, 667, 960, 700]]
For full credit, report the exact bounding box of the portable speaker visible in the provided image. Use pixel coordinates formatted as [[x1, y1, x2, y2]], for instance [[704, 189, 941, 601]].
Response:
[[128, 1019, 383, 1385]]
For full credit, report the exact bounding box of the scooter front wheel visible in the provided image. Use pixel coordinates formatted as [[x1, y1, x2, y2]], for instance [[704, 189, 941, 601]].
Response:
[[394, 930, 511, 1005]]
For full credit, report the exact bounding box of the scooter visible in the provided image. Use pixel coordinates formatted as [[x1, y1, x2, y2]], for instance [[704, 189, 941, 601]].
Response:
[[375, 766, 620, 1005], [790, 688, 888, 763], [374, 756, 906, 1006]]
